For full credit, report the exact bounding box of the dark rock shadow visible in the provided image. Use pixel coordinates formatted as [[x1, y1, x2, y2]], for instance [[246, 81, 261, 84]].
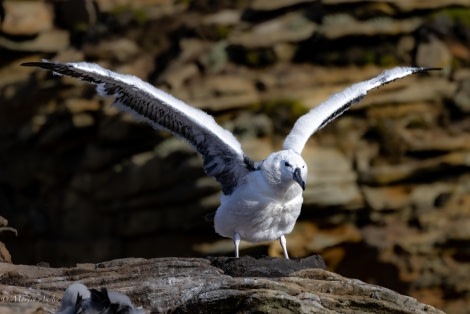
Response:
[[207, 254, 326, 277]]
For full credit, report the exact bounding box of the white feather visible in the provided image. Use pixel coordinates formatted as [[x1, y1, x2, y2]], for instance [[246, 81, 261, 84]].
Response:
[[283, 67, 431, 153]]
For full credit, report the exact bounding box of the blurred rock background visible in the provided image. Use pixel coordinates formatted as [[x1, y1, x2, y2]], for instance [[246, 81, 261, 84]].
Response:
[[1, 0, 470, 312]]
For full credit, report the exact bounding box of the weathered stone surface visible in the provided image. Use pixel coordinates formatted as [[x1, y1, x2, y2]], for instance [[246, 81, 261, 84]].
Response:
[[0, 217, 16, 264], [360, 151, 470, 185], [2, 1, 53, 35], [416, 37, 453, 69], [179, 75, 260, 110], [321, 0, 470, 11], [401, 129, 470, 152], [0, 257, 443, 313], [355, 77, 457, 109], [94, 0, 178, 13], [362, 182, 454, 212], [228, 12, 317, 48], [454, 78, 470, 113], [361, 189, 470, 310], [250, 0, 316, 11], [0, 242, 12, 264], [202, 9, 241, 27], [64, 98, 101, 114], [208, 254, 327, 276], [82, 38, 140, 63], [321, 15, 423, 39], [302, 147, 363, 209], [0, 29, 69, 52], [393, 0, 470, 11]]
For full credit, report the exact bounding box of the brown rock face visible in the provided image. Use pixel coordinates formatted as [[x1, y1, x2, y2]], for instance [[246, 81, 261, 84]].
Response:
[[1, 0, 470, 313], [2, 1, 54, 36]]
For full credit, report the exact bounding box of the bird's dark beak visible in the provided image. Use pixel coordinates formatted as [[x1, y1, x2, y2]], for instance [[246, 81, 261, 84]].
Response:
[[293, 168, 305, 190]]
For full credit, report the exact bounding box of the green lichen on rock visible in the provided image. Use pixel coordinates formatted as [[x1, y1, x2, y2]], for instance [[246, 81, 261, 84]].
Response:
[[244, 49, 277, 67], [112, 5, 148, 25], [378, 53, 396, 67], [430, 7, 470, 26], [215, 25, 234, 39]]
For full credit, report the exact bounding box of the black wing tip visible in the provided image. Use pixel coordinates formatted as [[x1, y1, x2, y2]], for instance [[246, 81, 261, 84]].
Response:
[[21, 61, 64, 73], [21, 61, 76, 77], [414, 67, 443, 73], [21, 61, 52, 67]]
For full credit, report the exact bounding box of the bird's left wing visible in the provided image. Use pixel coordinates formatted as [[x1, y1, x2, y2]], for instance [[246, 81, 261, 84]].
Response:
[[283, 67, 440, 154], [22, 61, 254, 195]]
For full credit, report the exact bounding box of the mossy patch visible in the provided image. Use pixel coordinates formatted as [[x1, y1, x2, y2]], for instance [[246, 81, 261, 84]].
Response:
[[111, 5, 148, 25], [215, 25, 233, 39], [378, 53, 396, 67], [430, 8, 470, 26]]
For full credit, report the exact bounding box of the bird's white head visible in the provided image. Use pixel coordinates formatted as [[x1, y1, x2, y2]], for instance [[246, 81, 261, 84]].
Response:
[[261, 150, 307, 190]]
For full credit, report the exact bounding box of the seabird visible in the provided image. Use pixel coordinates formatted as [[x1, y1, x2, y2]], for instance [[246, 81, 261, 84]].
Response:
[[56, 282, 145, 314], [21, 61, 439, 258]]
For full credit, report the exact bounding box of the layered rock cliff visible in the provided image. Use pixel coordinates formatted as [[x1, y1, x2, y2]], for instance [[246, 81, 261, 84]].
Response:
[[1, 0, 470, 312]]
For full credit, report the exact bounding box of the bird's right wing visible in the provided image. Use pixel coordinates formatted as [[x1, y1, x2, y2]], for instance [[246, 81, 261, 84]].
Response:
[[22, 61, 255, 195], [283, 67, 441, 154]]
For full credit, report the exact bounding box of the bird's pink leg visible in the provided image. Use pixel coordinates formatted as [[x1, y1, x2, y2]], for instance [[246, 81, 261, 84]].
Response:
[[280, 235, 289, 259], [234, 232, 241, 258]]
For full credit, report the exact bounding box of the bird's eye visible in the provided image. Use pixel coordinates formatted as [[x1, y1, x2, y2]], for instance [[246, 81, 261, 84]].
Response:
[[284, 162, 291, 167]]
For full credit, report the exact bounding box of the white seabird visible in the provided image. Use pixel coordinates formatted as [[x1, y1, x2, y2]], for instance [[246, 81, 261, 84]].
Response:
[[22, 61, 438, 259]]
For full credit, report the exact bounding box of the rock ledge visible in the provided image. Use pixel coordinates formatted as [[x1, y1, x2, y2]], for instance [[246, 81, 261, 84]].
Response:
[[0, 256, 443, 313]]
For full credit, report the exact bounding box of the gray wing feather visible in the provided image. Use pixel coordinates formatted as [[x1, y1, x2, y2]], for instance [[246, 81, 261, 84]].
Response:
[[22, 61, 254, 194]]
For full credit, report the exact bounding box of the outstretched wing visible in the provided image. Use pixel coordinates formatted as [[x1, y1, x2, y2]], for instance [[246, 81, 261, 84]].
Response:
[[22, 61, 255, 195], [283, 67, 441, 154]]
